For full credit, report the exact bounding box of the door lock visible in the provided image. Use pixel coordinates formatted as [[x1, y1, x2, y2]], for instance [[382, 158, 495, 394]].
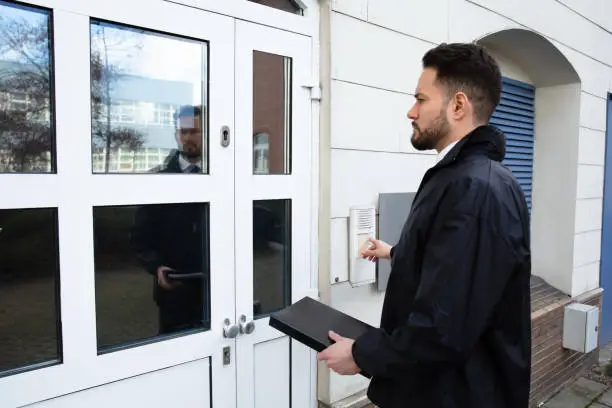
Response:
[[239, 314, 255, 335], [223, 346, 231, 366], [223, 318, 240, 338], [221, 125, 230, 148]]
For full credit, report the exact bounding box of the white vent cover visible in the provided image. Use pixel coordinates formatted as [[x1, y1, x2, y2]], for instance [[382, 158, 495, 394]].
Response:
[[348, 205, 376, 287]]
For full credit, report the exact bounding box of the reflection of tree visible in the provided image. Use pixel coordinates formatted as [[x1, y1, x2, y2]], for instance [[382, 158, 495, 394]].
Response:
[[0, 13, 52, 172], [90, 25, 145, 172], [0, 12, 145, 173]]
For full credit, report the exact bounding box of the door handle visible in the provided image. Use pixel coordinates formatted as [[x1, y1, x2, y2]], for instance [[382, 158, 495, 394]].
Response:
[[223, 318, 240, 338], [239, 314, 255, 335]]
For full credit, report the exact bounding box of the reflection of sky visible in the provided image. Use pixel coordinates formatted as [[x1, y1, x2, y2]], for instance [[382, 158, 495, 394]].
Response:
[[0, 0, 47, 24], [90, 21, 208, 105], [90, 22, 209, 149], [0, 1, 48, 62]]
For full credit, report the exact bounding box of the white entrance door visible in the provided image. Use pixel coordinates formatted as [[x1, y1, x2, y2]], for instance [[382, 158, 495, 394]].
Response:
[[0, 1, 237, 407], [234, 21, 315, 408]]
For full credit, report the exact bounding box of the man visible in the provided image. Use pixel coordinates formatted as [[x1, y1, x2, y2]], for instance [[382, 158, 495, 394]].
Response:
[[317, 43, 532, 407], [130, 105, 208, 334]]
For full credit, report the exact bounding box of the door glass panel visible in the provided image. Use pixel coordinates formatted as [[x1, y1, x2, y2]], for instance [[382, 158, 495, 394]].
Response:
[[0, 1, 55, 173], [253, 51, 292, 174], [90, 21, 208, 174], [0, 208, 60, 374], [93, 203, 210, 352], [248, 0, 303, 15], [253, 200, 291, 317]]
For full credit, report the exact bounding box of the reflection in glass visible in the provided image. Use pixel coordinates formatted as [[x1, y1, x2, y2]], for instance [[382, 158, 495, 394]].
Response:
[[0, 208, 61, 373], [0, 2, 54, 173], [90, 21, 208, 174], [94, 203, 210, 352], [248, 0, 303, 15], [253, 51, 292, 175], [253, 200, 291, 317]]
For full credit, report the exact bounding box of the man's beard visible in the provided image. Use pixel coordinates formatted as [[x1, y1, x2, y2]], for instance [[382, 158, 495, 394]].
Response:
[[410, 110, 450, 151], [181, 143, 201, 160]]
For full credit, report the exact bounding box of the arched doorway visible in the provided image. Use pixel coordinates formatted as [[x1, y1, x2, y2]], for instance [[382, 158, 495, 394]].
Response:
[[477, 29, 583, 298]]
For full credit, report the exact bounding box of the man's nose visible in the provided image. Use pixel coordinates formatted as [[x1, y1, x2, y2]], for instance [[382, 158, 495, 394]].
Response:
[[407, 104, 418, 120]]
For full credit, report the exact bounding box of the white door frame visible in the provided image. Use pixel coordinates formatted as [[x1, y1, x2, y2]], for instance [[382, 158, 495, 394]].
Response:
[[0, 1, 236, 406]]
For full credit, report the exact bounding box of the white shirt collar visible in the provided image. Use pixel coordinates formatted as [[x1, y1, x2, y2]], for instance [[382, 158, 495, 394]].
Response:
[[436, 140, 459, 163], [178, 153, 201, 172]]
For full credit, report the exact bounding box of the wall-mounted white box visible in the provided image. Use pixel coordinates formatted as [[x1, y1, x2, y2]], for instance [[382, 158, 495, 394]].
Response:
[[348, 205, 376, 287], [562, 303, 599, 353]]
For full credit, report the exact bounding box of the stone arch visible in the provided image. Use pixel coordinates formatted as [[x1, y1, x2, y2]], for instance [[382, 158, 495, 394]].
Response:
[[477, 29, 583, 295]]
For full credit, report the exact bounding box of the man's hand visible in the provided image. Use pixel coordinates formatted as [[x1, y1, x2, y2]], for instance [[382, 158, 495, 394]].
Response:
[[317, 331, 361, 375], [360, 238, 392, 262], [157, 266, 180, 290]]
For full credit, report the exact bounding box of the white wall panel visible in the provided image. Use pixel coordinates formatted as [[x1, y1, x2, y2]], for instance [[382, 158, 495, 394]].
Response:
[[331, 80, 414, 152], [329, 283, 384, 403], [573, 230, 602, 268], [367, 0, 448, 44], [331, 12, 433, 94], [576, 165, 605, 199], [574, 198, 603, 233], [572, 262, 601, 297], [549, 0, 612, 35], [330, 149, 434, 218], [580, 92, 608, 131], [448, 0, 521, 43], [331, 0, 368, 20], [578, 127, 606, 166]]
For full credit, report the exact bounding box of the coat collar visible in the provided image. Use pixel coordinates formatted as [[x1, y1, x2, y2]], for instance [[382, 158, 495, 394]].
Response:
[[434, 125, 506, 169]]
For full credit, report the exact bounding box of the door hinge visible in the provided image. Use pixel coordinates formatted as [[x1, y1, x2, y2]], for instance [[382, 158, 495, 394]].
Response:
[[302, 83, 321, 101]]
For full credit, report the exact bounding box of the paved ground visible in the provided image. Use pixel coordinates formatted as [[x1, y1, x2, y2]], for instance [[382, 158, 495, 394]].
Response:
[[542, 342, 612, 408]]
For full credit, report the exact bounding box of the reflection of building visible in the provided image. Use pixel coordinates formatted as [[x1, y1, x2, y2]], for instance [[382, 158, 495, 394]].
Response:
[[0, 61, 53, 172], [253, 51, 291, 174], [91, 73, 201, 173], [0, 150, 52, 172], [1, 59, 199, 173], [92, 147, 173, 173]]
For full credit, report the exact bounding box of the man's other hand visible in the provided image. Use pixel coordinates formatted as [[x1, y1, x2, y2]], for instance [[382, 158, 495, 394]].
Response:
[[317, 331, 361, 375], [360, 238, 392, 262], [157, 266, 180, 290]]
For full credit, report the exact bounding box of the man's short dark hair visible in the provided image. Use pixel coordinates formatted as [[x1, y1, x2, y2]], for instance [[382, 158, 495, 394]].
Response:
[[173, 105, 202, 128], [422, 43, 501, 123]]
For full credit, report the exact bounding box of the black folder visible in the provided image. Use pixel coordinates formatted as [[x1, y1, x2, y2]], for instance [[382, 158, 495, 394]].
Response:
[[269, 296, 375, 353]]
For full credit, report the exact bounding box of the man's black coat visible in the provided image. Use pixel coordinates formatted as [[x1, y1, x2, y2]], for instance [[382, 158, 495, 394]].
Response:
[[352, 125, 532, 408]]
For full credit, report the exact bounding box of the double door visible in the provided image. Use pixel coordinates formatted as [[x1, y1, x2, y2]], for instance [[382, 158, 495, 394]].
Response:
[[0, 0, 315, 407]]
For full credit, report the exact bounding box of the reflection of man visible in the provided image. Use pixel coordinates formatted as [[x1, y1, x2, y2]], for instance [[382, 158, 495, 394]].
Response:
[[130, 105, 207, 334], [318, 44, 531, 408]]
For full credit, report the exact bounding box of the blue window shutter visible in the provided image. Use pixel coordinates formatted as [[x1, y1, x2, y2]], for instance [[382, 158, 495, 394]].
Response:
[[490, 77, 535, 213]]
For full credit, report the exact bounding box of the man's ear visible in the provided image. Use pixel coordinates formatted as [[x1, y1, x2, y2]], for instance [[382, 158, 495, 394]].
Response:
[[451, 92, 469, 120]]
